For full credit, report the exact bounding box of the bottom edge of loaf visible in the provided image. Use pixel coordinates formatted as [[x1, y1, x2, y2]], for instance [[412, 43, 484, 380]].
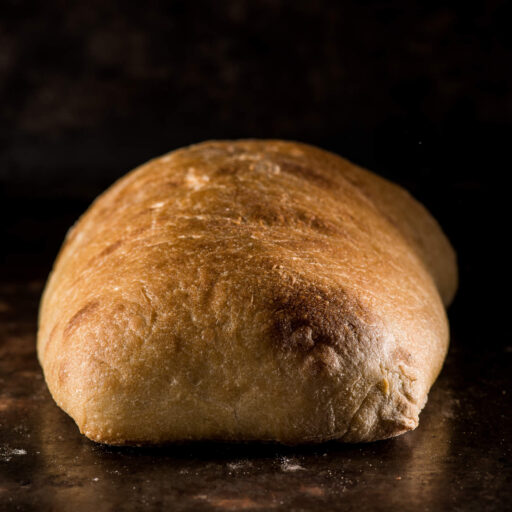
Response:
[[75, 416, 420, 446]]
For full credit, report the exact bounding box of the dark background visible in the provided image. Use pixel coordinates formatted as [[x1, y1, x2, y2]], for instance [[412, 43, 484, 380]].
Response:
[[2, 0, 510, 347]]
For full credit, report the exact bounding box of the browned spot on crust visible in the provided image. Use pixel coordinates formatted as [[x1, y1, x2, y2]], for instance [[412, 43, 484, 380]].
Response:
[[98, 240, 124, 259], [64, 301, 100, 337], [248, 202, 287, 227], [288, 325, 315, 351], [295, 209, 344, 236], [164, 179, 181, 188], [239, 192, 340, 236], [269, 284, 371, 360]]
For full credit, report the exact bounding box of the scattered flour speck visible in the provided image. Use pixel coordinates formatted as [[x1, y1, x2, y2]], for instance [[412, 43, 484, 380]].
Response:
[[227, 460, 252, 471], [280, 457, 305, 472], [0, 447, 27, 462]]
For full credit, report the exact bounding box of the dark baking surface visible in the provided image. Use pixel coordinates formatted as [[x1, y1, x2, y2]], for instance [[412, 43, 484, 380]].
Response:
[[1, 1, 510, 510]]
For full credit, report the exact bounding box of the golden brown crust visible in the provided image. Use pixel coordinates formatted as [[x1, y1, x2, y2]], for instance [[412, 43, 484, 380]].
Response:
[[37, 140, 457, 444]]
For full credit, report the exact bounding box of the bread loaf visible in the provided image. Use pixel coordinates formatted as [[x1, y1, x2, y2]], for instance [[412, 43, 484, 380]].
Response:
[[37, 140, 457, 444]]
